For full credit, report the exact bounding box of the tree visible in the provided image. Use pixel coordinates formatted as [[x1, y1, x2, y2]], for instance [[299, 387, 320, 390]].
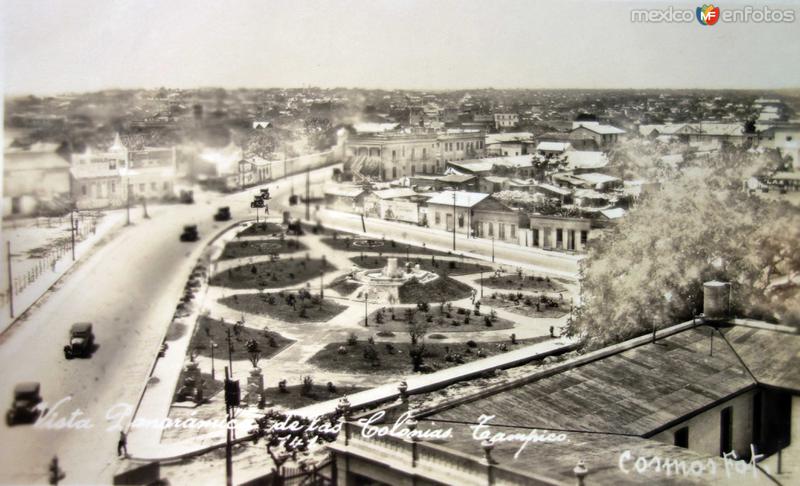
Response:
[[567, 152, 800, 349], [407, 313, 429, 372], [246, 339, 261, 368], [249, 410, 339, 481]]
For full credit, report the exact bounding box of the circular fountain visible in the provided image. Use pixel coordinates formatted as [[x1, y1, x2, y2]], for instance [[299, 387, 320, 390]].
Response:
[[351, 257, 438, 303]]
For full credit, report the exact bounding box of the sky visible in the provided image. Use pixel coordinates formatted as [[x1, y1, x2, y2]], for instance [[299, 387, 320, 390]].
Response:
[[2, 0, 800, 95]]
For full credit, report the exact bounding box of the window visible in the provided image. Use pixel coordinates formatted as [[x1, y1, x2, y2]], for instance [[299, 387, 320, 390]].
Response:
[[488, 223, 494, 237], [458, 213, 464, 228], [674, 427, 689, 448], [532, 228, 539, 247], [556, 229, 563, 248], [720, 407, 733, 455], [422, 148, 427, 160], [435, 212, 441, 225], [498, 223, 505, 239], [150, 182, 157, 190], [392, 167, 397, 178], [139, 183, 145, 192], [580, 230, 588, 246], [82, 185, 87, 196], [110, 182, 116, 193], [510, 224, 516, 239], [568, 230, 575, 251], [163, 182, 169, 190], [392, 150, 396, 161]]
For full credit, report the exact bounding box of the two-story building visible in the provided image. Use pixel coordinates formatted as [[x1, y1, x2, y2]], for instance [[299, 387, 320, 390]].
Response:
[[346, 128, 485, 181]]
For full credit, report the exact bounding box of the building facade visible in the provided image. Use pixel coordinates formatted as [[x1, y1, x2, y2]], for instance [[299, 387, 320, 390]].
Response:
[[346, 129, 485, 181]]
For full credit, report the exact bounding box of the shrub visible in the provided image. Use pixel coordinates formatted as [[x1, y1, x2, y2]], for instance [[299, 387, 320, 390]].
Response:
[[363, 345, 380, 365], [385, 343, 396, 354], [337, 345, 348, 355], [278, 379, 288, 393], [347, 333, 358, 346], [367, 336, 375, 345], [376, 330, 395, 337], [484, 316, 493, 327], [429, 333, 447, 339], [511, 333, 517, 344], [466, 340, 478, 348], [327, 382, 336, 393], [464, 315, 471, 324]]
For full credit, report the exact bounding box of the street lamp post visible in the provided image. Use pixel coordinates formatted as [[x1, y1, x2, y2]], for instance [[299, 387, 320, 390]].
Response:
[[70, 209, 79, 262], [210, 341, 217, 380], [364, 292, 369, 327], [491, 235, 495, 263], [480, 270, 484, 298], [452, 192, 457, 251]]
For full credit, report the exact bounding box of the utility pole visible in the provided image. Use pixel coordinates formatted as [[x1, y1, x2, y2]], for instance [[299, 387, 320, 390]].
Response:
[[364, 293, 368, 327], [227, 327, 234, 374], [491, 235, 495, 263], [305, 165, 311, 221], [7, 242, 14, 319], [224, 366, 233, 486], [125, 183, 132, 226], [452, 192, 457, 251], [480, 270, 484, 298], [70, 210, 77, 261]]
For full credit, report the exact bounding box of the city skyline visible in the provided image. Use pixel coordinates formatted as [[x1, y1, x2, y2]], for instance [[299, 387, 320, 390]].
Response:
[[3, 0, 800, 96]]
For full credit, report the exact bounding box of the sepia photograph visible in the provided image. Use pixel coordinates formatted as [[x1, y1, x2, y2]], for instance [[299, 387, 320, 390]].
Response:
[[1, 0, 799, 484]]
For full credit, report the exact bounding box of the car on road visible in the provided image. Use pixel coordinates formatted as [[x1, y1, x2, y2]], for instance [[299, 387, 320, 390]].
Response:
[[179, 190, 194, 204], [214, 206, 232, 221], [6, 382, 44, 426], [180, 225, 199, 242], [64, 322, 95, 359]]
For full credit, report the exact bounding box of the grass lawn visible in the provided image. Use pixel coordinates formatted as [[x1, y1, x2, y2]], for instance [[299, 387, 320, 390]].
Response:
[[476, 273, 567, 292], [327, 276, 362, 296], [479, 294, 569, 319], [351, 255, 491, 276], [236, 222, 285, 237], [172, 372, 224, 403], [367, 306, 514, 332], [321, 235, 452, 257], [219, 239, 307, 260], [165, 321, 188, 341], [190, 316, 294, 361], [264, 384, 367, 410], [309, 336, 550, 375], [209, 257, 336, 289], [219, 292, 348, 323], [399, 276, 473, 304]]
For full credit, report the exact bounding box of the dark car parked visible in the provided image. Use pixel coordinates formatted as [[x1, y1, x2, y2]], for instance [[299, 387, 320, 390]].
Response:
[[6, 382, 44, 426], [214, 207, 231, 221], [180, 225, 199, 242], [64, 322, 95, 359]]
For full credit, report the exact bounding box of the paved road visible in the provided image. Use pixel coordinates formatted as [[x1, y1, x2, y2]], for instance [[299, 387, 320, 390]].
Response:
[[0, 163, 578, 484], [0, 167, 333, 485]]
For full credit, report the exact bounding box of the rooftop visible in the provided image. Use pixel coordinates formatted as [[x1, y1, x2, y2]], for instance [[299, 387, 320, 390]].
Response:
[[425, 190, 490, 208]]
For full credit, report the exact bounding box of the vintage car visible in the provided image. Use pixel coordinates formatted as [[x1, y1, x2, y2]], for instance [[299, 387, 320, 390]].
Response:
[[180, 225, 199, 242], [6, 382, 44, 426], [179, 189, 194, 204], [213, 207, 231, 221], [64, 322, 95, 359]]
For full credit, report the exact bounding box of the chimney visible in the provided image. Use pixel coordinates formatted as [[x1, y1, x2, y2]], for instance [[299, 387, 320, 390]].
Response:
[[703, 281, 730, 320]]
